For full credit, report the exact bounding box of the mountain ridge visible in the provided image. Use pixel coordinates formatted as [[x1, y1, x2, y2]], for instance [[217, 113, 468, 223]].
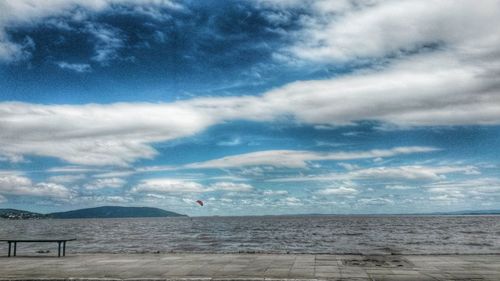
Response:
[[0, 206, 187, 219]]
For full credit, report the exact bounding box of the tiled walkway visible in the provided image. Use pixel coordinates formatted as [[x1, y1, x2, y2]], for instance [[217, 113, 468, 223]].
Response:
[[1, 253, 499, 280]]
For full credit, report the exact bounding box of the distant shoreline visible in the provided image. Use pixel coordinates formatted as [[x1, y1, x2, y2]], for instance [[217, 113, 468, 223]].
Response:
[[2, 212, 500, 220]]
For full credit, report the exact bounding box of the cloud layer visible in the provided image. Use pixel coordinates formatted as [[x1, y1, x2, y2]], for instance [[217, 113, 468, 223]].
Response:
[[0, 173, 72, 199], [1, 0, 500, 214], [186, 147, 437, 169], [0, 0, 499, 167]]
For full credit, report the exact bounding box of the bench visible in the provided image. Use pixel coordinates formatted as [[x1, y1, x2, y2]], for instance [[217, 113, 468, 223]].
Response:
[[0, 238, 76, 257]]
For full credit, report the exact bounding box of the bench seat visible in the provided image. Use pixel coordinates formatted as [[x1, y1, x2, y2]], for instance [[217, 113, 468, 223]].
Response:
[[0, 238, 76, 257]]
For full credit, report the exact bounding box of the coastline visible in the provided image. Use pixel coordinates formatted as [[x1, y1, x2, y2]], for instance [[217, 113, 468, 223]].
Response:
[[1, 253, 499, 281]]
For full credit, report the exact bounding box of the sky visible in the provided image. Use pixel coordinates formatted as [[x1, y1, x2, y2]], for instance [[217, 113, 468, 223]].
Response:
[[1, 0, 500, 216]]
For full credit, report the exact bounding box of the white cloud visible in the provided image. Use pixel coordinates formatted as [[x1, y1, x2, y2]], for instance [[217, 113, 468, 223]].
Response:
[[84, 23, 124, 64], [75, 195, 132, 204], [84, 177, 126, 190], [236, 167, 269, 176], [219, 198, 233, 203], [261, 1, 500, 127], [0, 173, 31, 187], [56, 62, 91, 73], [93, 171, 135, 178], [262, 52, 500, 127], [385, 185, 416, 190], [317, 187, 358, 195], [282, 196, 302, 206], [217, 137, 242, 146], [287, 0, 500, 63], [263, 190, 288, 195], [145, 193, 166, 199], [0, 1, 499, 168], [185, 147, 437, 169], [0, 153, 26, 163], [0, 174, 72, 199], [132, 178, 254, 194], [349, 165, 479, 181], [338, 163, 359, 170], [0, 102, 217, 166], [358, 197, 394, 205], [2, 60, 490, 168], [0, 56, 497, 168], [262, 1, 500, 127], [47, 166, 98, 173], [0, 0, 180, 62], [103, 195, 130, 203], [426, 178, 500, 200], [429, 194, 462, 203], [132, 179, 205, 193], [315, 141, 344, 147], [0, 170, 22, 176], [48, 174, 86, 183], [0, 101, 435, 168], [0, 34, 34, 62], [404, 170, 449, 182], [208, 175, 249, 182], [270, 165, 479, 182], [209, 182, 253, 192], [135, 165, 176, 173]]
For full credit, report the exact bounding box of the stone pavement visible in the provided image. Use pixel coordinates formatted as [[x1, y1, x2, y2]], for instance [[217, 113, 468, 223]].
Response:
[[0, 253, 500, 280]]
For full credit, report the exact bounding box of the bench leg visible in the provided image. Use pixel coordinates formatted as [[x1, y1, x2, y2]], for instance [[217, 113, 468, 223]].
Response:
[[7, 242, 11, 257], [63, 241, 66, 256], [13, 242, 16, 256], [58, 242, 61, 257]]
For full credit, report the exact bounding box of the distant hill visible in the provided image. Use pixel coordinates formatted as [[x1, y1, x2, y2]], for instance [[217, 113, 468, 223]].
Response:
[[48, 206, 187, 219], [0, 208, 46, 219], [0, 206, 186, 219]]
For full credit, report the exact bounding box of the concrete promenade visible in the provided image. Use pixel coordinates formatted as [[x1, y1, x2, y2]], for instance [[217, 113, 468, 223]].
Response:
[[1, 253, 500, 281]]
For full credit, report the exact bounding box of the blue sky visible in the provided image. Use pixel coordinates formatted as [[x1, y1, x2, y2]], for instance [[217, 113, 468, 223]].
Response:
[[1, 0, 500, 215]]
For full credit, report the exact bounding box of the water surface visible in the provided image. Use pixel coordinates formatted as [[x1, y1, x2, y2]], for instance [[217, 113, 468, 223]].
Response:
[[1, 215, 499, 254]]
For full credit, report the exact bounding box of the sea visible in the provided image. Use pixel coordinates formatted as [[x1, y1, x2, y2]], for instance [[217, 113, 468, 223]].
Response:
[[1, 215, 499, 255]]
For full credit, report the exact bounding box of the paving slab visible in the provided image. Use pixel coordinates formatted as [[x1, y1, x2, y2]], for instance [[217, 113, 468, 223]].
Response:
[[0, 254, 499, 280]]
